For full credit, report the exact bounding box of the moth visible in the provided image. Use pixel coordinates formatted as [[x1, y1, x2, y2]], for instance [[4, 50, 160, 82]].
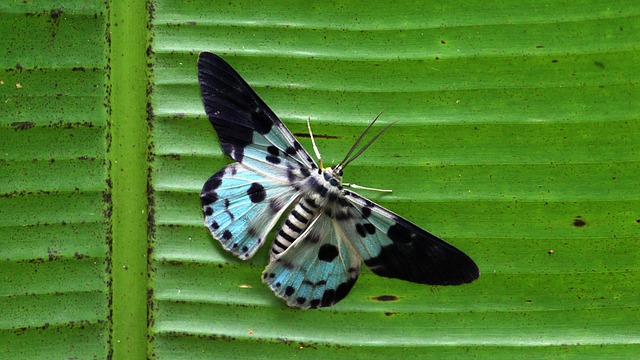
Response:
[[197, 52, 479, 309]]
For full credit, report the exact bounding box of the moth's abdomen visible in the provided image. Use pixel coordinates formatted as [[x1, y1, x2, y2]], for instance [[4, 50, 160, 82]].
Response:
[[271, 196, 318, 256]]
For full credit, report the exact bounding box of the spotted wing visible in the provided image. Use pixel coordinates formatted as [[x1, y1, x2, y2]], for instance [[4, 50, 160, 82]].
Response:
[[340, 190, 480, 285], [201, 163, 301, 259], [198, 52, 317, 176], [262, 212, 360, 309]]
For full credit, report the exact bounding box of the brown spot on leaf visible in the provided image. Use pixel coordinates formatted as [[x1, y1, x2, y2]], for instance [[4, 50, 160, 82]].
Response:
[[573, 217, 586, 227]]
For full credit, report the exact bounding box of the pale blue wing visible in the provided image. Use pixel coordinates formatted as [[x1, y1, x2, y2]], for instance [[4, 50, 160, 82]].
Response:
[[262, 212, 360, 309], [201, 163, 300, 259], [198, 52, 318, 177], [340, 190, 480, 285]]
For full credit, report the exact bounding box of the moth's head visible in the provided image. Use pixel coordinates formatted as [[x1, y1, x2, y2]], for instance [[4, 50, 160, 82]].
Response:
[[328, 166, 344, 181]]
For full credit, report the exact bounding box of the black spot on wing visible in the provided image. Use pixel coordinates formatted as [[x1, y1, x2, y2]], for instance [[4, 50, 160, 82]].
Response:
[[299, 167, 311, 178], [285, 286, 295, 297], [201, 190, 218, 206], [222, 230, 232, 240], [364, 218, 479, 285], [266, 155, 281, 164], [319, 276, 358, 308], [203, 173, 223, 191], [318, 244, 339, 262], [247, 182, 266, 203], [267, 146, 279, 155], [321, 289, 335, 307], [201, 168, 226, 205], [355, 223, 375, 237], [204, 206, 213, 216], [266, 145, 281, 164]]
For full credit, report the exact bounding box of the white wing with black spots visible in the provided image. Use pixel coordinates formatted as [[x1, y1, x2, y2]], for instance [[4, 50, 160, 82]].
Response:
[[262, 212, 360, 309], [201, 163, 300, 259]]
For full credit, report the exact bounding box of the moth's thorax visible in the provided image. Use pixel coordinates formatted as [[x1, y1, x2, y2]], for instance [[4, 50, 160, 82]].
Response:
[[271, 166, 350, 258]]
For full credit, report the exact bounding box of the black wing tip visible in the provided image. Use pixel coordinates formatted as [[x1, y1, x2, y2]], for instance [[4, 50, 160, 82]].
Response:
[[197, 51, 223, 66], [364, 242, 480, 286]]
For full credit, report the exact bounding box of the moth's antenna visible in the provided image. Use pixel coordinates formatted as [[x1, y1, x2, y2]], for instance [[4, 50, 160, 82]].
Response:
[[341, 120, 397, 169], [337, 110, 384, 168], [307, 117, 323, 168], [336, 111, 396, 171]]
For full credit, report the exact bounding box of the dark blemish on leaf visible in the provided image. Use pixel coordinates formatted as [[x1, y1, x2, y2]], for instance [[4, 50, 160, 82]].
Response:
[[293, 132, 339, 139], [384, 312, 396, 316], [47, 247, 61, 261], [372, 295, 399, 302], [573, 217, 586, 227], [50, 8, 63, 19], [11, 121, 35, 130], [594, 61, 605, 69], [551, 59, 558, 63]]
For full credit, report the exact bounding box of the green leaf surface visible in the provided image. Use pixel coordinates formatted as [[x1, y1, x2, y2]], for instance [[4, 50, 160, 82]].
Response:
[[0, 1, 111, 358], [150, 0, 639, 359], [1, 0, 638, 359]]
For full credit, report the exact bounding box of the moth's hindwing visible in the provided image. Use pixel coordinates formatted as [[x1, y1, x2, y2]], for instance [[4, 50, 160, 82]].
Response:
[[201, 162, 299, 259], [262, 211, 360, 309]]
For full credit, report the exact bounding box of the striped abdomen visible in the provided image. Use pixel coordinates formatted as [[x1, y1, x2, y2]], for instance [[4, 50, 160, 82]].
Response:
[[271, 196, 319, 256]]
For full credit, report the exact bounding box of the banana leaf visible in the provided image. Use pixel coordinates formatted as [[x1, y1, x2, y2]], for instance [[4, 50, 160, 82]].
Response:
[[1, 0, 638, 358]]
